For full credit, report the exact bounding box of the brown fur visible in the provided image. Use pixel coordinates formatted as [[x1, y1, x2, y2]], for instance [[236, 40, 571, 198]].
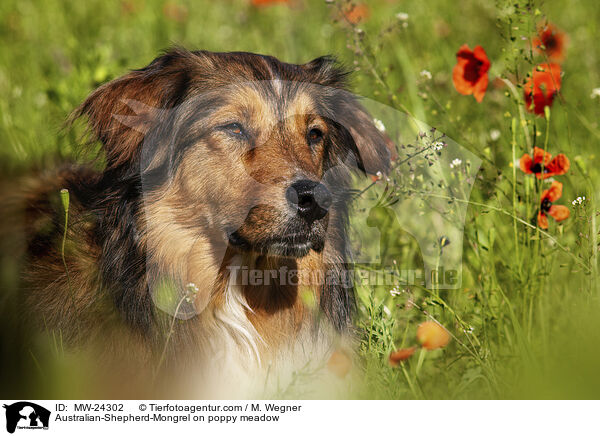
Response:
[[11, 48, 393, 397]]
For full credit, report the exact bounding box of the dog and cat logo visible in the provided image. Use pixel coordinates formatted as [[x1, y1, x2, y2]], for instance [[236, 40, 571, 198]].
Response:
[[3, 402, 50, 433]]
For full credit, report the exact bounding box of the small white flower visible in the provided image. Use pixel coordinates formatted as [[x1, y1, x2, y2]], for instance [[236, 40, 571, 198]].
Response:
[[432, 141, 445, 151], [489, 129, 501, 141], [572, 196, 586, 206], [396, 12, 409, 21], [590, 88, 600, 99], [186, 282, 199, 294], [450, 158, 462, 169], [373, 118, 386, 132], [464, 326, 474, 334], [375, 170, 383, 180], [390, 286, 402, 297], [420, 70, 432, 80]]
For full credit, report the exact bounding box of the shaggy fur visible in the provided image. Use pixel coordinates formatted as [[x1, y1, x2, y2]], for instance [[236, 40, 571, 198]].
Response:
[[14, 48, 392, 397]]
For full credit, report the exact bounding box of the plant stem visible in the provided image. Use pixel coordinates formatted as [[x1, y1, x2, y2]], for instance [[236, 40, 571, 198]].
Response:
[[60, 189, 75, 305], [511, 117, 521, 272]]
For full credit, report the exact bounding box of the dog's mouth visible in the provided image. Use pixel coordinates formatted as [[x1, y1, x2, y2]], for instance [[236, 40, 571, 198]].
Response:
[[227, 230, 324, 258]]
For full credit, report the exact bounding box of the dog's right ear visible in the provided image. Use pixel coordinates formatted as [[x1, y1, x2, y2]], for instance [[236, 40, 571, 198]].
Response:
[[72, 48, 195, 169]]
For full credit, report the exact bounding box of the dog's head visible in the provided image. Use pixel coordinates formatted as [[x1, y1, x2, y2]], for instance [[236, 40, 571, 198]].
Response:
[[76, 48, 393, 259]]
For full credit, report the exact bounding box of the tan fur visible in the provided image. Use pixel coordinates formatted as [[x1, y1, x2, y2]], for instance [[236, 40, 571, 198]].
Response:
[[12, 49, 394, 398]]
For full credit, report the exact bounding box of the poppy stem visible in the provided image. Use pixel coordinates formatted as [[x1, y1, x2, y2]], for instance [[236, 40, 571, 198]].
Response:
[[500, 78, 532, 150], [414, 347, 426, 378], [535, 109, 552, 304], [511, 118, 521, 271], [401, 364, 420, 399], [541, 106, 551, 175]]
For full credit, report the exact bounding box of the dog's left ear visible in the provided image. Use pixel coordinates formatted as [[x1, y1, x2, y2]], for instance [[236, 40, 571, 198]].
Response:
[[336, 96, 397, 176], [302, 56, 396, 176]]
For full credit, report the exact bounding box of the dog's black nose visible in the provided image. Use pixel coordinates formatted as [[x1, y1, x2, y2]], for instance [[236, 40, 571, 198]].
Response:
[[286, 179, 332, 223]]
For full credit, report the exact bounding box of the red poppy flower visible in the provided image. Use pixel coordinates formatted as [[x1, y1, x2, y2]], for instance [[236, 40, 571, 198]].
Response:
[[251, 0, 289, 6], [533, 23, 566, 62], [524, 63, 561, 116], [520, 146, 570, 179], [343, 3, 369, 24], [389, 347, 417, 366], [537, 181, 570, 229], [452, 45, 491, 102]]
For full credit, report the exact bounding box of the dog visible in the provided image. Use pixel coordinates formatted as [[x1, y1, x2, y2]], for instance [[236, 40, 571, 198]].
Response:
[[14, 48, 393, 397]]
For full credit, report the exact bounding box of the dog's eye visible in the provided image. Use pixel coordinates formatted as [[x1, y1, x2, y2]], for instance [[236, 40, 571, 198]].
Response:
[[307, 128, 323, 145], [222, 123, 247, 138]]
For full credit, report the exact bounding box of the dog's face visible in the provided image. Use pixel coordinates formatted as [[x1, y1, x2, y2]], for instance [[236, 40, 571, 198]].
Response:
[[180, 82, 338, 257], [77, 49, 393, 259]]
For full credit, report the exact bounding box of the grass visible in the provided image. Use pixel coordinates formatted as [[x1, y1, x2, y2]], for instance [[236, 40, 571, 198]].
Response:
[[1, 0, 600, 399]]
